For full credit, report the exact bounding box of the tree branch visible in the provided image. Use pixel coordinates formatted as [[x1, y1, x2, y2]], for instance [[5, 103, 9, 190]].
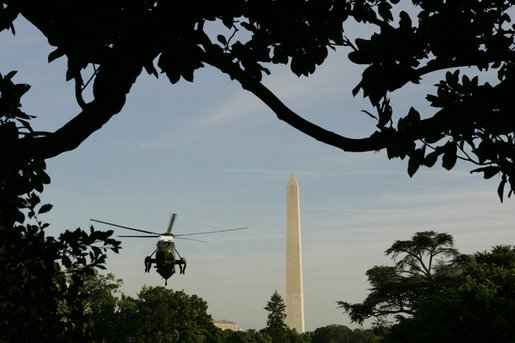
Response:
[[200, 34, 505, 157], [18, 61, 143, 160], [413, 52, 513, 80], [199, 37, 390, 153]]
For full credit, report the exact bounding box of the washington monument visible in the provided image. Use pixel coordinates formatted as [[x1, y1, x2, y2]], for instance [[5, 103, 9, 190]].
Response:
[[286, 172, 305, 333]]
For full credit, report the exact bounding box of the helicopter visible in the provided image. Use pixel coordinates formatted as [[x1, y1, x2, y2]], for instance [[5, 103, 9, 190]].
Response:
[[90, 214, 247, 285]]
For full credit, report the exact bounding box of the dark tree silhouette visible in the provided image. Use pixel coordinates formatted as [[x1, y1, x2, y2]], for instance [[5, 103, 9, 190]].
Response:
[[264, 290, 288, 343], [1, 0, 514, 199], [382, 246, 515, 343], [338, 231, 459, 325], [0, 196, 120, 341], [311, 324, 380, 343], [122, 286, 217, 342], [0, 71, 120, 341], [339, 233, 514, 342]]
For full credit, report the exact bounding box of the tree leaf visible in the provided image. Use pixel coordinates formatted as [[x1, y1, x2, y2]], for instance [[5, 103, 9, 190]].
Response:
[[378, 2, 393, 22], [470, 166, 500, 179], [5, 70, 17, 80], [48, 48, 65, 63], [216, 34, 227, 45], [424, 150, 439, 167], [497, 177, 506, 202], [442, 143, 457, 170], [408, 156, 420, 177], [38, 203, 53, 215], [144, 63, 158, 78]]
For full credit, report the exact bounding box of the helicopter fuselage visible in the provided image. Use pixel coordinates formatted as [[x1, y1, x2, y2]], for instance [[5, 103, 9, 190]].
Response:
[[155, 236, 177, 280], [143, 235, 186, 284]]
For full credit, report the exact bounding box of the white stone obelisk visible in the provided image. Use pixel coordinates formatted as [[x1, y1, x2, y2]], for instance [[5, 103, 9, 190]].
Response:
[[286, 172, 305, 333]]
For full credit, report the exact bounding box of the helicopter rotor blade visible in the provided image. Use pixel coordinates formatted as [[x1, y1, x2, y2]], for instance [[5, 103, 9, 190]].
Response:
[[166, 213, 177, 234], [174, 236, 208, 243], [174, 227, 248, 237], [90, 219, 161, 235], [118, 235, 160, 238]]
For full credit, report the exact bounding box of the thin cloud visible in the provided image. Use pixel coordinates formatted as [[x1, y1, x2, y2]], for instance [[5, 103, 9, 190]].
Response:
[[140, 91, 265, 149], [140, 50, 364, 150]]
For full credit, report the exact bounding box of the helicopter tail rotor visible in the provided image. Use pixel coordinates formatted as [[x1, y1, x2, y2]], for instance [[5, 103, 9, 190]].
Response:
[[166, 213, 177, 235]]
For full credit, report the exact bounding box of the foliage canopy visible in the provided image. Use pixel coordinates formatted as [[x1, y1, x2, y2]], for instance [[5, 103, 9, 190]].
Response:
[[1, 0, 514, 199], [382, 245, 515, 342], [0, 71, 121, 341], [339, 232, 514, 342], [82, 278, 221, 343], [310, 324, 380, 343]]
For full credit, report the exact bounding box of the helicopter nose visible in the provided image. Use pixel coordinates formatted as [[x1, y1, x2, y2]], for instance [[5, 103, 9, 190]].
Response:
[[158, 266, 175, 280]]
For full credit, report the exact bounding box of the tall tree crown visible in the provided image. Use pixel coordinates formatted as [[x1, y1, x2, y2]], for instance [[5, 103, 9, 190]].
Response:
[[264, 290, 288, 343], [386, 231, 458, 277], [338, 231, 460, 325]]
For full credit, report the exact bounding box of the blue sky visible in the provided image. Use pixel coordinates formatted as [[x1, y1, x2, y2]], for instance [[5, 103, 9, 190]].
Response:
[[2, 17, 514, 331]]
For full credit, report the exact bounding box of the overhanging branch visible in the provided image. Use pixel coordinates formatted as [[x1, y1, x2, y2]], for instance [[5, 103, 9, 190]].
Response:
[[200, 38, 459, 154], [17, 62, 143, 160], [200, 43, 390, 153], [200, 35, 513, 159]]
